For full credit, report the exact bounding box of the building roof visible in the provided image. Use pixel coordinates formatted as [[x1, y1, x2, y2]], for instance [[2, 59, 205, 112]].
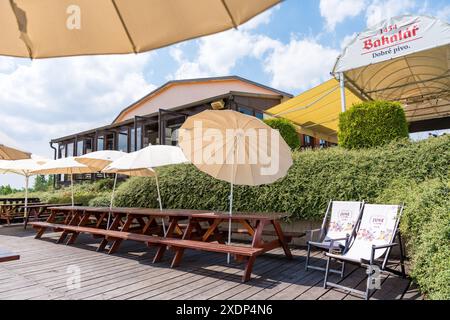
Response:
[[112, 75, 292, 123]]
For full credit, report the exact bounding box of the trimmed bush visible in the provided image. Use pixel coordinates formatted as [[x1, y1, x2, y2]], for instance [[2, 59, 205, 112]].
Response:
[[264, 118, 300, 150], [89, 135, 449, 222], [377, 179, 450, 300], [339, 100, 409, 149]]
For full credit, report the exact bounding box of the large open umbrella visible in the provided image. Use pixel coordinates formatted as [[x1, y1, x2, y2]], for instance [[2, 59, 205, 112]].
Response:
[[32, 157, 97, 206], [178, 110, 293, 262], [0, 0, 280, 59], [0, 144, 31, 160], [0, 155, 48, 220], [103, 145, 188, 232], [75, 150, 126, 214]]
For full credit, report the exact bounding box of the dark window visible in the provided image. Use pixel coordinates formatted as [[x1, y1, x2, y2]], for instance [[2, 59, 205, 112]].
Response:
[[97, 136, 104, 151], [118, 129, 128, 152], [85, 139, 92, 153], [238, 106, 253, 116], [105, 134, 114, 150], [58, 144, 66, 158], [255, 111, 264, 120], [76, 140, 83, 156], [66, 142, 74, 157]]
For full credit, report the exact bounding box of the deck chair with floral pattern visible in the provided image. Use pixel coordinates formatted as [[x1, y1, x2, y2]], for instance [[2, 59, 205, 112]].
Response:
[[305, 200, 364, 276], [323, 204, 406, 300]]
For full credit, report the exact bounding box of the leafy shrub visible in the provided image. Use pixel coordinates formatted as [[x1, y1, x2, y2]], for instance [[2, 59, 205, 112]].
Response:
[[89, 135, 449, 223], [338, 100, 409, 149], [264, 118, 300, 150], [377, 179, 450, 300]]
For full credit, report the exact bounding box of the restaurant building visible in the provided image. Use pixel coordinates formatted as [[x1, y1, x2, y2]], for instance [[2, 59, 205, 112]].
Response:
[[51, 76, 301, 185]]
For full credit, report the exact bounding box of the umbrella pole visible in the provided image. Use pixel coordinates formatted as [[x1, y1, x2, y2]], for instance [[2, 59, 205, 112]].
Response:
[[71, 173, 74, 207], [227, 180, 234, 264], [107, 173, 118, 229], [24, 175, 29, 219], [227, 139, 236, 264], [155, 174, 166, 235]]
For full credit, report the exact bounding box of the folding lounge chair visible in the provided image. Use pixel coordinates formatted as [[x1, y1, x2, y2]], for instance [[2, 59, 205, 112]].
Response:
[[305, 200, 364, 276], [323, 204, 406, 300]]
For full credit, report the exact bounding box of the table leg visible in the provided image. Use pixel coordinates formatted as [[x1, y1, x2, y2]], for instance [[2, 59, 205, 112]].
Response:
[[153, 217, 180, 263], [170, 218, 195, 268], [66, 211, 92, 245], [35, 210, 58, 239], [272, 220, 293, 259], [108, 214, 134, 254], [97, 212, 122, 252]]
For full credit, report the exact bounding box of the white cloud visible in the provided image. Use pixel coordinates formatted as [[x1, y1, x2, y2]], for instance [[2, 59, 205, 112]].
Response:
[[341, 32, 358, 49], [0, 53, 156, 159], [264, 38, 339, 92], [168, 29, 279, 80], [320, 0, 367, 31], [366, 0, 417, 27], [168, 5, 281, 80]]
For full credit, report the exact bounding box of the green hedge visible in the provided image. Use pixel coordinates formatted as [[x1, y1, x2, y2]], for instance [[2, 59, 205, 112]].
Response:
[[90, 135, 449, 222], [339, 100, 409, 149], [263, 118, 300, 150], [376, 179, 450, 300]]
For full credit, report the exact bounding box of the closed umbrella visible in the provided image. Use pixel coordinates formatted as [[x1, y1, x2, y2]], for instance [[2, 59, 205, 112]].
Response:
[[0, 155, 49, 221], [178, 110, 293, 262], [103, 145, 188, 232], [0, 144, 31, 160], [32, 157, 97, 206], [0, 0, 280, 59]]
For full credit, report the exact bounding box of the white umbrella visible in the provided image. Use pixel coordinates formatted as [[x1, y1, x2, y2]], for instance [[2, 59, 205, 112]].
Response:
[[32, 157, 97, 206], [0, 155, 49, 219], [75, 150, 126, 227], [103, 145, 188, 233]]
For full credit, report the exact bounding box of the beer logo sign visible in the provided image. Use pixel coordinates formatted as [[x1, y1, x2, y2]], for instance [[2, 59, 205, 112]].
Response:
[[338, 210, 351, 222], [370, 216, 385, 229], [360, 18, 424, 61]]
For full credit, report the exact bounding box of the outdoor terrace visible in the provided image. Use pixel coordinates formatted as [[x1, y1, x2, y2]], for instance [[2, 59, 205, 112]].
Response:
[[0, 225, 421, 300]]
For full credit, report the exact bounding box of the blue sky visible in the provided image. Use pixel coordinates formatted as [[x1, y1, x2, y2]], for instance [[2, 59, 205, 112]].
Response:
[[1, 0, 450, 188]]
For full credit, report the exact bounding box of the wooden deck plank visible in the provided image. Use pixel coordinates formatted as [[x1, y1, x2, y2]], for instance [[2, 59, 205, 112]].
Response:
[[0, 225, 419, 300]]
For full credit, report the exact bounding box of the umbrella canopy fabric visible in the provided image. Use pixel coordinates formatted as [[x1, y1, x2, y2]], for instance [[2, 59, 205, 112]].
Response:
[[178, 109, 293, 262], [0, 155, 49, 175], [31, 156, 96, 175], [0, 144, 31, 160], [32, 156, 98, 206], [103, 145, 187, 174], [1, 0, 280, 59], [178, 110, 293, 186], [0, 156, 49, 220], [75, 150, 126, 171]]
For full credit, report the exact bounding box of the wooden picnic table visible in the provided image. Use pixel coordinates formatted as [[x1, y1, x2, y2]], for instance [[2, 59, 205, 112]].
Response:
[[31, 206, 294, 282], [0, 200, 45, 225], [0, 248, 20, 263], [0, 197, 40, 204], [22, 203, 81, 229]]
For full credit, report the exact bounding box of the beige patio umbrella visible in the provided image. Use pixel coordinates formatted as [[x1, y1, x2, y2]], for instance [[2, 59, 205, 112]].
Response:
[[178, 110, 293, 262], [32, 156, 97, 206], [0, 0, 280, 59], [0, 156, 49, 221], [75, 150, 126, 214], [102, 145, 188, 232], [0, 144, 31, 160]]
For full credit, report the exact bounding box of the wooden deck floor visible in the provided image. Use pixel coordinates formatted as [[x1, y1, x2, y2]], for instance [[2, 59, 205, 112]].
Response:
[[0, 225, 422, 300]]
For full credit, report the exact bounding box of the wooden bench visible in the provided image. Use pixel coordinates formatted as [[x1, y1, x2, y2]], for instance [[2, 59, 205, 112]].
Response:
[[0, 248, 20, 263], [30, 222, 263, 282]]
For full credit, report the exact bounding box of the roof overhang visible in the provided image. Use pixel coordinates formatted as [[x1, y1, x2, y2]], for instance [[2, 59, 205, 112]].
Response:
[[333, 15, 450, 125]]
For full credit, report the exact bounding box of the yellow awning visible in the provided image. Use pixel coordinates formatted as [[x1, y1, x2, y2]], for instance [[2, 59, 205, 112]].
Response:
[[267, 79, 362, 142]]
